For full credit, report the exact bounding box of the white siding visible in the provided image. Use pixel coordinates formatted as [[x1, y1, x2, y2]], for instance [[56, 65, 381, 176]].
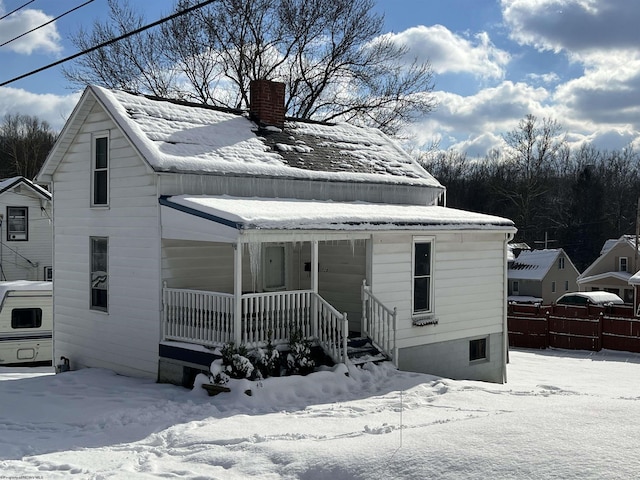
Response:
[[51, 104, 161, 378], [371, 231, 507, 350], [0, 190, 52, 281]]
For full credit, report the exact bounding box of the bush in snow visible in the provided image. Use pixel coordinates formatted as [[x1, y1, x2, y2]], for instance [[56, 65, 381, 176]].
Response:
[[286, 328, 315, 375], [250, 338, 281, 378], [209, 359, 230, 385], [220, 342, 254, 379]]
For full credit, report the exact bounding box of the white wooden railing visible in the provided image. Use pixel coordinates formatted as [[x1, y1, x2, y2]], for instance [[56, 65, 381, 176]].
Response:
[[362, 280, 397, 366], [162, 286, 349, 364], [316, 295, 349, 364], [163, 285, 234, 346], [241, 290, 312, 347]]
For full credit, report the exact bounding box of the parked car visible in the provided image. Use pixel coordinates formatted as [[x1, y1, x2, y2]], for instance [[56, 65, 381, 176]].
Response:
[[554, 291, 624, 306]]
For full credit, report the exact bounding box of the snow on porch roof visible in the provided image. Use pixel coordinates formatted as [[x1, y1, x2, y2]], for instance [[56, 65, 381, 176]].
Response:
[[160, 195, 516, 234]]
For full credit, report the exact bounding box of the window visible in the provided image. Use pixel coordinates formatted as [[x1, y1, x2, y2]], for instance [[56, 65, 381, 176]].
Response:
[[469, 338, 487, 362], [263, 245, 286, 291], [551, 281, 556, 293], [92, 134, 109, 206], [512, 280, 520, 295], [11, 308, 42, 329], [90, 237, 108, 312], [7, 206, 27, 241], [619, 257, 628, 272], [413, 239, 433, 314], [565, 280, 569, 291], [558, 257, 565, 269], [44, 266, 53, 281]]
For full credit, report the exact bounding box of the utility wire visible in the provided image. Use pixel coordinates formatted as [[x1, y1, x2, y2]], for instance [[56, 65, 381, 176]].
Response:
[[0, 0, 36, 21], [0, 0, 95, 49], [0, 0, 218, 88]]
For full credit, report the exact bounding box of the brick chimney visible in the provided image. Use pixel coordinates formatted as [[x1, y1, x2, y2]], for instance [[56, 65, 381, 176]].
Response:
[[249, 79, 286, 129]]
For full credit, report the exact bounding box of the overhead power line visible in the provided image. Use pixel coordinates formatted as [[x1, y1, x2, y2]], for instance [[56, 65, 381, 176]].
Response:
[[0, 0, 218, 88], [0, 0, 95, 49], [0, 0, 36, 21]]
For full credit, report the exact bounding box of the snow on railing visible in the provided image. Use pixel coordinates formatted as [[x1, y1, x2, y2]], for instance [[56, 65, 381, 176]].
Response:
[[163, 285, 234, 346], [361, 280, 397, 366]]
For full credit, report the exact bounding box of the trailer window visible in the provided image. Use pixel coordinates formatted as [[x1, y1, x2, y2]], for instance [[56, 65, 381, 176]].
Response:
[[11, 308, 43, 329]]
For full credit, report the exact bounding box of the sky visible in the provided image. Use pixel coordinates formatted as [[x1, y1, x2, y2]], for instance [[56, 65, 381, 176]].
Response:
[[2, 348, 640, 478], [0, 0, 639, 157]]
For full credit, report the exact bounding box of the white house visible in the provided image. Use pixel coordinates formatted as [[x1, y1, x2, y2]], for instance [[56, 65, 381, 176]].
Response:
[[36, 80, 516, 384], [0, 177, 52, 281]]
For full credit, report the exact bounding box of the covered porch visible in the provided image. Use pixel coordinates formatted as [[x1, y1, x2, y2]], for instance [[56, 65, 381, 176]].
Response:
[[159, 195, 399, 365]]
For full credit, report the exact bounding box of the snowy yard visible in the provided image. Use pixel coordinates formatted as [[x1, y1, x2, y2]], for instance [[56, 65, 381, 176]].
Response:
[[1, 348, 639, 479]]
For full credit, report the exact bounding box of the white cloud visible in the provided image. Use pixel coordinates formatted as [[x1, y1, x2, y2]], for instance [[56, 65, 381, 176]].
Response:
[[502, 0, 640, 57], [381, 25, 510, 79], [0, 87, 80, 131], [0, 2, 62, 54]]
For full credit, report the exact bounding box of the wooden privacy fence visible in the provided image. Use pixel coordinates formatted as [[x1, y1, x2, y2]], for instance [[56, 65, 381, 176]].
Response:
[[508, 303, 640, 353]]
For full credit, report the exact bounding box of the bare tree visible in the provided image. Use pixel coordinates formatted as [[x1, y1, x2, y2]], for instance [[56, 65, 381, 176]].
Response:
[[63, 0, 436, 134], [0, 114, 57, 180]]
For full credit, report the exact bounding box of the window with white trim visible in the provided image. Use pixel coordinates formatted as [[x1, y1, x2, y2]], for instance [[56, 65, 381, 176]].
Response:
[[90, 237, 108, 312], [44, 266, 53, 281], [558, 257, 565, 269], [619, 257, 628, 272], [92, 134, 109, 206], [7, 206, 27, 241], [413, 238, 434, 314]]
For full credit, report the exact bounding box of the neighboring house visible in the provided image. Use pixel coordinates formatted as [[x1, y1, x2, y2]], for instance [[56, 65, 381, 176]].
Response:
[[508, 248, 579, 304], [36, 81, 515, 384], [0, 177, 52, 282], [577, 235, 638, 303]]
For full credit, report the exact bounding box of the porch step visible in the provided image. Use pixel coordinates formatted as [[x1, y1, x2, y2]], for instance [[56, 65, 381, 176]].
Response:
[[347, 337, 389, 366]]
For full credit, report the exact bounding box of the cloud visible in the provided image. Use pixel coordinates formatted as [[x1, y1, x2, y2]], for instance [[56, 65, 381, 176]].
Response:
[[381, 25, 510, 79], [502, 0, 640, 56], [0, 2, 62, 54], [0, 87, 80, 131]]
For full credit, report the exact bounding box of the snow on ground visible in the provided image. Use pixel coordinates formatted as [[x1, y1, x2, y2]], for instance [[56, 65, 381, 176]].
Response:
[[1, 348, 639, 479]]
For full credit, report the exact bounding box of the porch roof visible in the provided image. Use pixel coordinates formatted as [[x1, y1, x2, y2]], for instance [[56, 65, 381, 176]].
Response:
[[160, 195, 515, 242]]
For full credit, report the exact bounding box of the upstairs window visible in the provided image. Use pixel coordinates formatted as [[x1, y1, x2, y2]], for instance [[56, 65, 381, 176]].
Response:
[[7, 206, 27, 241], [619, 257, 628, 272], [90, 237, 108, 312], [413, 238, 434, 314], [92, 134, 109, 206], [558, 257, 565, 269]]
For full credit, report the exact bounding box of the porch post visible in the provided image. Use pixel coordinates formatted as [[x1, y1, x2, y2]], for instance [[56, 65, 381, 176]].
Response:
[[234, 243, 243, 345], [311, 240, 319, 338]]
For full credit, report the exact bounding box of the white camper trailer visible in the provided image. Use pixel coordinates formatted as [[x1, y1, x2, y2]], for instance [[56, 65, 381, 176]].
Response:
[[0, 281, 52, 365]]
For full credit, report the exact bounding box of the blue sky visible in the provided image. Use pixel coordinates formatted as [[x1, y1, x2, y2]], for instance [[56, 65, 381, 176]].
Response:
[[1, 0, 639, 157]]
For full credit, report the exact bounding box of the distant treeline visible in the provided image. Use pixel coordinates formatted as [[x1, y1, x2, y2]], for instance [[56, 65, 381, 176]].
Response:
[[420, 115, 640, 271], [0, 114, 57, 181]]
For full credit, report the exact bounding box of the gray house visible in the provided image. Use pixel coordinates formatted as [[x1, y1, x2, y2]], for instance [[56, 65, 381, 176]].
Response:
[[36, 80, 515, 384], [508, 248, 579, 304]]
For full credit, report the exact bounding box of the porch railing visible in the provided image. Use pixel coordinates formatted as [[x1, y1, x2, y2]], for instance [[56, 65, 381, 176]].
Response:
[[162, 286, 348, 364], [241, 290, 312, 347], [163, 286, 234, 347], [362, 280, 397, 366]]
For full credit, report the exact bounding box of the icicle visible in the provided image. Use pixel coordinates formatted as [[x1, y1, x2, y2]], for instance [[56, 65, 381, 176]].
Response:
[[247, 241, 261, 292]]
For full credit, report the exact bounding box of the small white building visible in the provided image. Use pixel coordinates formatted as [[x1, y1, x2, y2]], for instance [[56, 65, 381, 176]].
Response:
[[0, 177, 52, 282], [36, 80, 515, 384]]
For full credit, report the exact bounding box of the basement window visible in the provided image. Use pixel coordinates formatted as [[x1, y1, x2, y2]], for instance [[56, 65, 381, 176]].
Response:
[[469, 338, 488, 362]]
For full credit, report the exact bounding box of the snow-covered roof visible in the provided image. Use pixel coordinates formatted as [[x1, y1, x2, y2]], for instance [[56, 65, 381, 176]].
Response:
[[600, 235, 638, 255], [0, 280, 51, 304], [578, 271, 633, 285], [161, 195, 515, 234], [508, 295, 543, 304], [0, 176, 51, 200], [508, 249, 562, 281], [85, 86, 443, 188]]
